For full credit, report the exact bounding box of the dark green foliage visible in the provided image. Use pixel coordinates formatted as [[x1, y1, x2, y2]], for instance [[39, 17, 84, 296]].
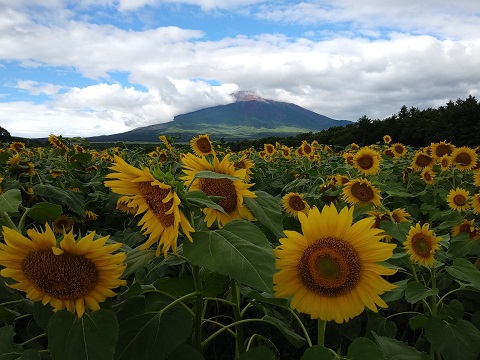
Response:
[[0, 126, 11, 141]]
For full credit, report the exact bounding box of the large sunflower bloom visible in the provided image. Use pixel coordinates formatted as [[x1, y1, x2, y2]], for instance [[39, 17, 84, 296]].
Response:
[[452, 219, 480, 241], [430, 141, 454, 160], [411, 151, 434, 171], [390, 143, 407, 158], [273, 204, 396, 323], [447, 187, 470, 212], [352, 148, 381, 176], [181, 153, 256, 228], [0, 224, 126, 318], [403, 223, 440, 267], [104, 155, 194, 257], [451, 146, 477, 171], [282, 192, 310, 217], [342, 178, 382, 207], [190, 134, 215, 157]]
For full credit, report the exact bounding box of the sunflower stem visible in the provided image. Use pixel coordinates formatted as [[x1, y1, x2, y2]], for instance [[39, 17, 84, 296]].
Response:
[[285, 307, 313, 347], [230, 278, 246, 357], [191, 264, 204, 354], [19, 333, 47, 346], [317, 319, 327, 347]]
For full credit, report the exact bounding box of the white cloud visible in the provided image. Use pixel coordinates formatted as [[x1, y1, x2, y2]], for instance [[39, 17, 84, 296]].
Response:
[[13, 80, 64, 96]]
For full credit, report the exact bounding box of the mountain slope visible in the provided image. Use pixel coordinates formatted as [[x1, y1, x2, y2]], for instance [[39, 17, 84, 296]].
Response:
[[87, 94, 352, 143]]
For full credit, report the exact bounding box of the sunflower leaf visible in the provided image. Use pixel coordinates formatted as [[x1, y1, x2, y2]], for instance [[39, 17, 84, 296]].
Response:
[[185, 190, 228, 215], [404, 281, 438, 304], [193, 170, 241, 181], [244, 191, 284, 239], [183, 220, 275, 293], [48, 309, 119, 360], [445, 258, 480, 290], [24, 202, 63, 222], [0, 189, 22, 213], [33, 184, 85, 217]]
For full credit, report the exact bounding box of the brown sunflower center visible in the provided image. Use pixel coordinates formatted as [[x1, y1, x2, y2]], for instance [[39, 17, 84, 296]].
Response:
[[22, 250, 98, 300], [435, 144, 452, 157], [411, 233, 432, 258], [234, 160, 246, 169], [453, 194, 466, 206], [201, 178, 237, 213], [441, 158, 449, 167], [423, 172, 432, 181], [288, 195, 306, 212], [298, 237, 361, 297], [351, 182, 374, 202], [459, 224, 477, 239], [455, 152, 472, 166], [357, 155, 374, 170], [196, 138, 212, 154], [138, 182, 175, 227], [394, 145, 404, 154], [415, 154, 432, 167], [265, 145, 274, 154], [303, 144, 312, 154]]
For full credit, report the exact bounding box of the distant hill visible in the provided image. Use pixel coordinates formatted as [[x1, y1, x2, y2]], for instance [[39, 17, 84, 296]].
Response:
[[87, 91, 352, 143]]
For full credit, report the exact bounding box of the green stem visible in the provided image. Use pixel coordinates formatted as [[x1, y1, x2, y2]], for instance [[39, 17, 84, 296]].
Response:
[[230, 278, 246, 357], [0, 300, 23, 307], [0, 211, 19, 232], [201, 318, 265, 351], [285, 308, 313, 347], [317, 319, 327, 347], [430, 267, 438, 360], [19, 333, 47, 346], [192, 265, 204, 354]]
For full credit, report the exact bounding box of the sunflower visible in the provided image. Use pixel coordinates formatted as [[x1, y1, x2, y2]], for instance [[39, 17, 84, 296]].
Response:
[[383, 135, 392, 144], [411, 151, 434, 171], [116, 197, 138, 215], [447, 187, 470, 212], [334, 174, 350, 186], [471, 193, 480, 214], [181, 153, 256, 228], [390, 208, 411, 223], [159, 135, 174, 151], [0, 224, 126, 318], [273, 204, 396, 323], [452, 219, 480, 240], [8, 142, 26, 153], [233, 155, 255, 182], [300, 141, 313, 156], [420, 167, 436, 185], [451, 146, 477, 171], [343, 152, 355, 166], [352, 148, 381, 176], [85, 210, 98, 221], [390, 143, 407, 158], [439, 155, 452, 171], [52, 215, 74, 234], [403, 223, 440, 267], [430, 141, 454, 160], [104, 155, 194, 257], [190, 134, 215, 157], [280, 146, 292, 160], [264, 144, 276, 156], [342, 178, 382, 207], [282, 192, 310, 217], [350, 143, 360, 150]]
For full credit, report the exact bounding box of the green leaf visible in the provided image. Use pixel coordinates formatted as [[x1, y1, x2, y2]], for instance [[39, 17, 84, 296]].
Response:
[[366, 316, 397, 339], [115, 294, 193, 360], [300, 345, 334, 360], [244, 191, 285, 239], [381, 279, 409, 302], [446, 258, 480, 290], [33, 184, 85, 216], [18, 349, 41, 360], [425, 317, 480, 360], [347, 337, 384, 360], [0, 189, 22, 213], [122, 248, 156, 278], [262, 315, 306, 348], [193, 170, 240, 181], [409, 314, 427, 331], [380, 221, 411, 242], [185, 190, 228, 215], [405, 281, 437, 304], [183, 220, 275, 293], [237, 346, 277, 360], [373, 333, 428, 360], [166, 344, 204, 360], [25, 202, 63, 222], [0, 325, 18, 359], [448, 233, 480, 257], [48, 309, 119, 360]]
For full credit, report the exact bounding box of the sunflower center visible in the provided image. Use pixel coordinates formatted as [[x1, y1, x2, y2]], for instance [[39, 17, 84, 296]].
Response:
[[289, 195, 306, 211], [441, 158, 449, 167], [435, 144, 452, 157], [303, 144, 312, 154], [138, 182, 175, 227], [455, 152, 472, 166], [234, 161, 246, 169], [350, 182, 374, 202], [22, 250, 98, 300], [416, 154, 432, 167], [196, 138, 213, 153], [357, 155, 373, 170], [453, 194, 466, 206], [298, 237, 361, 297], [265, 145, 274, 154], [459, 224, 477, 239], [394, 145, 404, 154], [411, 233, 432, 257], [201, 178, 237, 213], [423, 172, 432, 181]]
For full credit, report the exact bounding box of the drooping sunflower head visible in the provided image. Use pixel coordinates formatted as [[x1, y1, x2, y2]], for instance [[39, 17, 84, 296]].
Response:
[[52, 215, 74, 234], [273, 204, 396, 323], [447, 187, 470, 212], [104, 155, 194, 257], [190, 134, 215, 157], [8, 142, 26, 153], [352, 147, 381, 176], [411, 151, 434, 171], [391, 143, 407, 158], [452, 219, 480, 240], [282, 192, 310, 217], [390, 208, 411, 223], [301, 141, 313, 156], [0, 224, 127, 318], [281, 146, 292, 159], [181, 153, 256, 228], [430, 141, 454, 160], [342, 178, 382, 207], [451, 146, 477, 171], [403, 223, 440, 267]]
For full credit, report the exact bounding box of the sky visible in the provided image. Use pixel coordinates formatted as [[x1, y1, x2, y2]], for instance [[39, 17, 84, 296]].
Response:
[[1, 0, 479, 139]]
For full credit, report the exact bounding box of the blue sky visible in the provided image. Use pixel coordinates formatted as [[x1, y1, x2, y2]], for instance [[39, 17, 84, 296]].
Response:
[[1, 0, 479, 138]]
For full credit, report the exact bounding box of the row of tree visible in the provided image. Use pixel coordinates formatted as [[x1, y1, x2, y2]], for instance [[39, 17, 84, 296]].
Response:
[[226, 95, 480, 151]]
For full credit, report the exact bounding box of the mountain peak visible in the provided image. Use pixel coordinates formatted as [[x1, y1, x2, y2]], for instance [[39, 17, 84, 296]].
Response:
[[230, 90, 268, 103]]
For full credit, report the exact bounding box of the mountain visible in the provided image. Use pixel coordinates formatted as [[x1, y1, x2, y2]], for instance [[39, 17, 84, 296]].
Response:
[[87, 91, 352, 143]]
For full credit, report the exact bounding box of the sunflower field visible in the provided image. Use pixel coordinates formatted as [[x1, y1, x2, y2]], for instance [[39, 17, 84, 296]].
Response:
[[1, 134, 480, 360]]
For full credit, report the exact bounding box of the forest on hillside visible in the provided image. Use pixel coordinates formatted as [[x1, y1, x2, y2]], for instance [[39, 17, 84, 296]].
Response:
[[227, 95, 480, 151]]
